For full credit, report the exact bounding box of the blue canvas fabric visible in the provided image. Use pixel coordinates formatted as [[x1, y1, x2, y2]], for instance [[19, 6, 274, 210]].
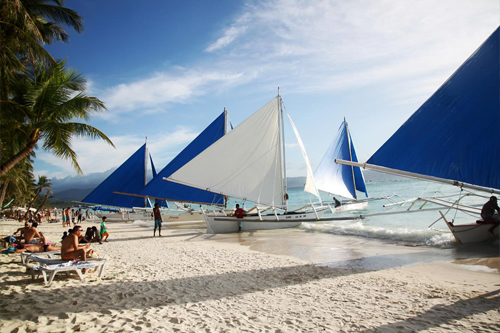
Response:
[[368, 27, 500, 190], [314, 120, 368, 199], [82, 144, 149, 208], [138, 112, 226, 205], [149, 154, 168, 208], [348, 129, 368, 197], [335, 122, 368, 198]]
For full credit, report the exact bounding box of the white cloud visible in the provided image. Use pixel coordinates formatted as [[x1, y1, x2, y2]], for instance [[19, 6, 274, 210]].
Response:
[[95, 0, 497, 121], [206, 25, 248, 52], [205, 12, 251, 52], [100, 71, 243, 116], [201, 0, 498, 99]]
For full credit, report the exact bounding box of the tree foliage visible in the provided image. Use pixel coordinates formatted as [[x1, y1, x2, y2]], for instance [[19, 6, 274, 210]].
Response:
[[0, 0, 114, 209]]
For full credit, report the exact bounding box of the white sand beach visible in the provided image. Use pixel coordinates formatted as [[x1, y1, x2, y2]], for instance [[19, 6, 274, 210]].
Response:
[[0, 218, 499, 332]]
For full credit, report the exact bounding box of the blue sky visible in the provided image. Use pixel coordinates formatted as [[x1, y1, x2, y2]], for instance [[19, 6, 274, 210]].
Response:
[[35, 0, 499, 184]]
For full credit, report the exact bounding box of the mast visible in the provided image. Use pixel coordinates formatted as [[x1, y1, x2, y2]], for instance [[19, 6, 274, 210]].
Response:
[[144, 137, 148, 207], [345, 119, 358, 200], [279, 88, 288, 209], [223, 107, 228, 135]]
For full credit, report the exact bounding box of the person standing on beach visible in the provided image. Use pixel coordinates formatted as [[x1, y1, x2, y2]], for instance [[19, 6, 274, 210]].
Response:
[[60, 209, 64, 227], [153, 203, 162, 237], [234, 204, 246, 232], [65, 207, 71, 227], [100, 216, 109, 242]]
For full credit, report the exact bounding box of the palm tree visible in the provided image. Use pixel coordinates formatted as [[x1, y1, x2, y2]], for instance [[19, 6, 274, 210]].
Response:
[[26, 174, 51, 211], [0, 60, 114, 177], [35, 187, 53, 214], [0, 156, 33, 208], [0, 0, 83, 100], [24, 174, 46, 214]]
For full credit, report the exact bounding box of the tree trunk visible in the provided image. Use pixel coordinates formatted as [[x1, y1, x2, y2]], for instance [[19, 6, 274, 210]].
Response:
[[0, 180, 8, 209], [0, 139, 38, 177], [35, 192, 50, 215], [25, 189, 41, 218]]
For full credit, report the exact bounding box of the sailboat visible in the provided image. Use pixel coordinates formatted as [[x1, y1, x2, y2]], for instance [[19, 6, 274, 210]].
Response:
[[314, 119, 369, 212], [80, 143, 153, 221], [336, 27, 500, 244], [166, 91, 326, 233], [116, 110, 229, 224]]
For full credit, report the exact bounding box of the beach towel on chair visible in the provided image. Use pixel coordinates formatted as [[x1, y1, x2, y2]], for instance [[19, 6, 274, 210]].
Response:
[[33, 261, 98, 286]]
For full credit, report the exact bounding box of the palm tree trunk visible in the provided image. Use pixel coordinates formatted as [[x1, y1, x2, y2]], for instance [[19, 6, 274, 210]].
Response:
[[0, 139, 37, 177], [25, 189, 41, 218], [0, 180, 8, 209], [35, 192, 50, 215]]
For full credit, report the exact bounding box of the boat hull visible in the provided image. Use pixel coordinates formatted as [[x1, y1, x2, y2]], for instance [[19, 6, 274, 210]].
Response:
[[205, 209, 326, 234], [446, 221, 499, 244], [161, 211, 206, 224], [95, 211, 150, 222]]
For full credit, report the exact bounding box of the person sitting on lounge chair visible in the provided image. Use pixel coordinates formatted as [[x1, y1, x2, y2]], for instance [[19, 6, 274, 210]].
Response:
[[22, 222, 42, 244], [12, 241, 61, 253], [13, 222, 30, 241], [61, 226, 92, 261]]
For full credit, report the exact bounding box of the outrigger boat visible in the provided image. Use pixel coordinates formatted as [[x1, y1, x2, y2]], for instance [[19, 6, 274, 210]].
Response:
[[314, 118, 373, 213], [166, 90, 326, 233], [80, 142, 154, 222], [336, 27, 500, 244], [117, 110, 231, 223]]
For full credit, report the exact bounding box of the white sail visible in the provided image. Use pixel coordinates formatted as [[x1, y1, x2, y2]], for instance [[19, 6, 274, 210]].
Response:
[[286, 112, 321, 201], [168, 97, 284, 206]]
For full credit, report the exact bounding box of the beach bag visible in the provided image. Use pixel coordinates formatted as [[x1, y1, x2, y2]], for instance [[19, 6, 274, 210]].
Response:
[[87, 249, 100, 258]]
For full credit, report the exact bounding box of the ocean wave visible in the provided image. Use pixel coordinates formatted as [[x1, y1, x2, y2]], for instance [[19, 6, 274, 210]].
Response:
[[300, 221, 455, 247]]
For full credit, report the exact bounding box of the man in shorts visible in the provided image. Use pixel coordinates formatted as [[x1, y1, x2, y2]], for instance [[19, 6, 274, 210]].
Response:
[[153, 203, 162, 237]]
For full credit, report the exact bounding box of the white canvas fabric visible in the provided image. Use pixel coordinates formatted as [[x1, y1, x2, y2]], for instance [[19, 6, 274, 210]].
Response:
[[286, 112, 321, 201], [168, 97, 284, 206]]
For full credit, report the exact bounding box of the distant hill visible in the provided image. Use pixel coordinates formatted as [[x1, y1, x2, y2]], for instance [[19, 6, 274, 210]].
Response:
[[48, 169, 405, 205], [50, 187, 94, 203]]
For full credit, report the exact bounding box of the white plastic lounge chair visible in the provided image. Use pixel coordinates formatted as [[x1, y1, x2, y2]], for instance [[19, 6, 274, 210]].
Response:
[[26, 255, 108, 285], [21, 250, 60, 264], [33, 261, 98, 286]]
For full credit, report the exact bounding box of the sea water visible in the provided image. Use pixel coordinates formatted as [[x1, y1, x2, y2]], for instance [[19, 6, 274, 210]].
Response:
[[231, 178, 490, 248]]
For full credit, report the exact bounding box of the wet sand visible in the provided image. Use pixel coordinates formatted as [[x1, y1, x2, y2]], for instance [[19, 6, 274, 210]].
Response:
[[0, 219, 499, 332]]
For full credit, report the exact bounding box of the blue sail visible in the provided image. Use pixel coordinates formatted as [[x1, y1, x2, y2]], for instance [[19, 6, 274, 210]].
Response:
[[368, 27, 500, 190], [82, 144, 149, 208], [314, 120, 368, 200], [137, 112, 226, 205], [149, 154, 169, 208]]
